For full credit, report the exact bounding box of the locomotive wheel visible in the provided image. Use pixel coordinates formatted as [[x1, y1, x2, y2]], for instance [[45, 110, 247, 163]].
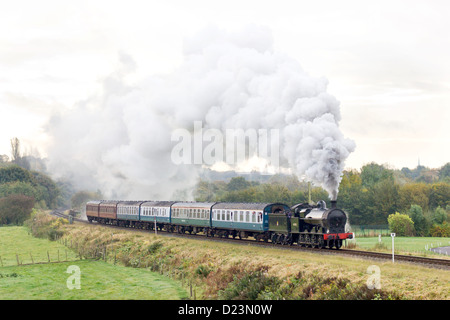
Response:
[[285, 234, 293, 246], [304, 234, 312, 248], [328, 239, 335, 249], [319, 237, 326, 249], [271, 233, 277, 244]]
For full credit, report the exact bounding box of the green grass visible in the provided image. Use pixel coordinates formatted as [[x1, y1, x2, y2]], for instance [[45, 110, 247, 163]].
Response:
[[0, 226, 188, 299], [0, 226, 78, 266], [346, 236, 450, 256], [0, 260, 188, 299]]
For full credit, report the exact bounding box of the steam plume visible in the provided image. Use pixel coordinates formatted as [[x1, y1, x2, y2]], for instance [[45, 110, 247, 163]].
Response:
[[46, 25, 355, 200]]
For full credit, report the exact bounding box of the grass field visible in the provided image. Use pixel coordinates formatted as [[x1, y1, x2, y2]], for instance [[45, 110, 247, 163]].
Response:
[[0, 226, 188, 300], [345, 236, 450, 256], [0, 226, 78, 266]]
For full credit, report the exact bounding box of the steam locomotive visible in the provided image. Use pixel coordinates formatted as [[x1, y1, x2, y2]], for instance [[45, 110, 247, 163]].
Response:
[[86, 199, 352, 249]]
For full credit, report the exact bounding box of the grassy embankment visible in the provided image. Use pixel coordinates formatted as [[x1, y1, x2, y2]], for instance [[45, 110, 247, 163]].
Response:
[[2, 212, 449, 300]]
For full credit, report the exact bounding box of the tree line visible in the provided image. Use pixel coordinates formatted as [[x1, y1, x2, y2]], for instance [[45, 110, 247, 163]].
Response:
[[194, 162, 450, 236]]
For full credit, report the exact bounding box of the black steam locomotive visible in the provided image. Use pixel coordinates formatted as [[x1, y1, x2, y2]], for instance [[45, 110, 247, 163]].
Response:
[[268, 200, 352, 249]]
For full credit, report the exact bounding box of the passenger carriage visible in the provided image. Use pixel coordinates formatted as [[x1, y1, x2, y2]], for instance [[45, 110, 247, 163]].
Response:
[[86, 200, 102, 222], [117, 201, 143, 227], [211, 202, 289, 240], [140, 201, 175, 231], [170, 202, 215, 234], [98, 200, 119, 225]]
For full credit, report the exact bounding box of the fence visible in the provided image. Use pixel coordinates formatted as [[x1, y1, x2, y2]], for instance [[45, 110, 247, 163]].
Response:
[[0, 237, 87, 267], [350, 225, 390, 237], [0, 249, 81, 267]]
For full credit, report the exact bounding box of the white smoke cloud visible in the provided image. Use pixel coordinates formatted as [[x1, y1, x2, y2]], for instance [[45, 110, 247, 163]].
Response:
[[46, 25, 355, 200]]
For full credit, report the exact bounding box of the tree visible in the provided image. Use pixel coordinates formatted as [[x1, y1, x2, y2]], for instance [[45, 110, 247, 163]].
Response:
[[370, 179, 399, 223], [407, 205, 429, 236], [0, 165, 34, 184], [398, 183, 430, 212], [338, 170, 367, 225], [194, 180, 216, 202], [431, 206, 447, 225], [10, 137, 20, 164], [360, 163, 394, 188], [10, 137, 30, 169], [439, 163, 450, 181], [71, 190, 102, 210], [428, 182, 450, 209], [226, 177, 250, 192], [31, 171, 60, 209], [388, 212, 414, 236]]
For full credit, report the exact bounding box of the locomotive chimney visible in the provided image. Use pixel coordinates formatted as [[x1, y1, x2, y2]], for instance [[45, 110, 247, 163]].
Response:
[[331, 200, 337, 209]]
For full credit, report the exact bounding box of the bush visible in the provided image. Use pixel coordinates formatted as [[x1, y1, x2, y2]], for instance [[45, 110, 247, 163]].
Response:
[[0, 194, 35, 225], [430, 222, 450, 237], [388, 212, 414, 236], [25, 211, 67, 240], [218, 269, 281, 300]]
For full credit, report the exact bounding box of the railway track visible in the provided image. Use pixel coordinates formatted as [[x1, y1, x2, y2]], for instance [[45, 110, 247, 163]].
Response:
[[49, 210, 450, 269]]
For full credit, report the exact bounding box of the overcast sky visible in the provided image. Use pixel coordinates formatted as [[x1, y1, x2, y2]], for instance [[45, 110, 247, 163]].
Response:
[[1, 0, 449, 171]]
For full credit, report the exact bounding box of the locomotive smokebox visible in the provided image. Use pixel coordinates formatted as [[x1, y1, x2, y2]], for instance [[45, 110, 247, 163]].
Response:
[[331, 200, 337, 209]]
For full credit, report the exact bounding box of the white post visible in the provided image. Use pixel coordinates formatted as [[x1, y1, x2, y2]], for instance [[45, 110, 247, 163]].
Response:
[[391, 233, 396, 263], [154, 217, 157, 235]]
